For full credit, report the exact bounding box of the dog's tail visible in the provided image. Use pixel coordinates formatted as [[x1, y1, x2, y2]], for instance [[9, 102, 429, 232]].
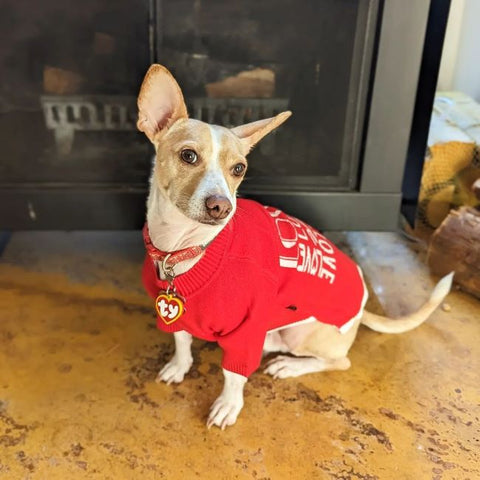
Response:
[[360, 272, 454, 334]]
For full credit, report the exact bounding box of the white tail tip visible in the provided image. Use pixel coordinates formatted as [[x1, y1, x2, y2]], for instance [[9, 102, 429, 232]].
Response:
[[430, 272, 454, 304]]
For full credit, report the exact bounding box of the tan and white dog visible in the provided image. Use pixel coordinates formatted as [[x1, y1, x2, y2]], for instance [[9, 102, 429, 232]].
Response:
[[137, 64, 453, 430]]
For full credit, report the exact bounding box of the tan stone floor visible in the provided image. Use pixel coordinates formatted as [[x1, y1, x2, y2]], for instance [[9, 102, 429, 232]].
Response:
[[0, 231, 478, 480]]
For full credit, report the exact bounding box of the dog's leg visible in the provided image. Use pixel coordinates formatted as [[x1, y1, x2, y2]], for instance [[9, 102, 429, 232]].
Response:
[[263, 318, 360, 379], [156, 331, 193, 384], [207, 369, 247, 430], [264, 355, 351, 379], [263, 331, 290, 353]]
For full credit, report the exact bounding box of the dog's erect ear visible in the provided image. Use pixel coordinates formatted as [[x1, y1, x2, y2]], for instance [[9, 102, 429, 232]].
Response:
[[137, 64, 188, 142], [231, 111, 292, 154]]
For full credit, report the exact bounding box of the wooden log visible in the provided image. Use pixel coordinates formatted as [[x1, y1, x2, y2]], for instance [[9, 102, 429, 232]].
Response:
[[43, 66, 84, 95], [427, 206, 480, 298], [205, 68, 275, 98]]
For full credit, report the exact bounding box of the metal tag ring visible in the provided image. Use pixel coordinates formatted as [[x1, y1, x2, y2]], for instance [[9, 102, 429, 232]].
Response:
[[162, 254, 176, 280]]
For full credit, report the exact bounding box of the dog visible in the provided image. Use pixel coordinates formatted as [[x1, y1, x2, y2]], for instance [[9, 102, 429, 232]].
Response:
[[137, 64, 453, 430]]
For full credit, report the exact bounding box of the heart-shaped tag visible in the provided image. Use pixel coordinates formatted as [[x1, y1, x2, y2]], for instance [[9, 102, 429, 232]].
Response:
[[155, 291, 185, 325]]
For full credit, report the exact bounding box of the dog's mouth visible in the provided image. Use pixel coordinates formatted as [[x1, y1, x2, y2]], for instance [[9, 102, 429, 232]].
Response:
[[174, 200, 232, 226], [199, 218, 221, 225], [191, 207, 234, 226], [197, 215, 230, 226]]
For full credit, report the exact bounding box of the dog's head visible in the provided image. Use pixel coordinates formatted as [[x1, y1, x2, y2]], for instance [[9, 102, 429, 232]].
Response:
[[137, 64, 291, 226]]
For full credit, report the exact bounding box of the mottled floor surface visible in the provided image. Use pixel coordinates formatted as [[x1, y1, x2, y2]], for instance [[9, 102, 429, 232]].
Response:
[[0, 231, 478, 480]]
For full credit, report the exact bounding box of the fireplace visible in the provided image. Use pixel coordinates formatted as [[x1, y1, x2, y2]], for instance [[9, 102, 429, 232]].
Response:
[[0, 0, 436, 230]]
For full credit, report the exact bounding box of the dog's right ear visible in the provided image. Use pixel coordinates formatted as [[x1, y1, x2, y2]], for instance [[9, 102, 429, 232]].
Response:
[[137, 64, 188, 142]]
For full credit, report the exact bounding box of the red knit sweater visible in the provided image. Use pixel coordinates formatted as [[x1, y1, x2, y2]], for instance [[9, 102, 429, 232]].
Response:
[[142, 199, 367, 377]]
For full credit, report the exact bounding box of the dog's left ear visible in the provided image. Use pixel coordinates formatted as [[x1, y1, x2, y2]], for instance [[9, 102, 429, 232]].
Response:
[[137, 64, 188, 142], [231, 111, 292, 155]]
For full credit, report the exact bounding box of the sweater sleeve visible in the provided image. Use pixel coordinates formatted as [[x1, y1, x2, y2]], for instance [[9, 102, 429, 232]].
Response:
[[216, 271, 276, 378]]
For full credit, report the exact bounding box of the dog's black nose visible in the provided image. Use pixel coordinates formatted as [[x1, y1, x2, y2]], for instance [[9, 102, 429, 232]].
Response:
[[205, 195, 232, 220]]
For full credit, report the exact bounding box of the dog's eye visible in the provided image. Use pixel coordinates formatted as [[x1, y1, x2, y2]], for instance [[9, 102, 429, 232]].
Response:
[[180, 149, 198, 165], [232, 163, 246, 177]]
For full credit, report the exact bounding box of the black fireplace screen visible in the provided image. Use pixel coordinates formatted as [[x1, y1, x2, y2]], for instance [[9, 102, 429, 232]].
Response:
[[0, 0, 150, 186], [0, 0, 376, 192]]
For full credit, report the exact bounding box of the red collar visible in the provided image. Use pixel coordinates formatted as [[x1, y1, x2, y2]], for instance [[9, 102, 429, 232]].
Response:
[[142, 223, 206, 267]]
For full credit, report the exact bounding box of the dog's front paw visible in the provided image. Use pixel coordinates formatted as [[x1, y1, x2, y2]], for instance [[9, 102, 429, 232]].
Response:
[[207, 394, 244, 430], [156, 355, 193, 385]]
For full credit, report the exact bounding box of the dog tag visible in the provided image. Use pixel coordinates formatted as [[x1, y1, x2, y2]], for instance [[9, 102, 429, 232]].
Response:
[[155, 290, 185, 325]]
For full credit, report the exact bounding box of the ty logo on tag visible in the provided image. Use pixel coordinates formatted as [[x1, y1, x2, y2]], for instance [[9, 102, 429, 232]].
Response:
[[155, 292, 185, 325]]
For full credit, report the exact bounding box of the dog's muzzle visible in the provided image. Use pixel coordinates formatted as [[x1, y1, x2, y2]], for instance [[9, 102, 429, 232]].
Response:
[[205, 195, 232, 220]]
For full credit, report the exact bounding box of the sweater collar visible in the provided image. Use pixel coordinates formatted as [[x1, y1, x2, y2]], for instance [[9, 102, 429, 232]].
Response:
[[145, 219, 234, 297], [143, 223, 207, 267]]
